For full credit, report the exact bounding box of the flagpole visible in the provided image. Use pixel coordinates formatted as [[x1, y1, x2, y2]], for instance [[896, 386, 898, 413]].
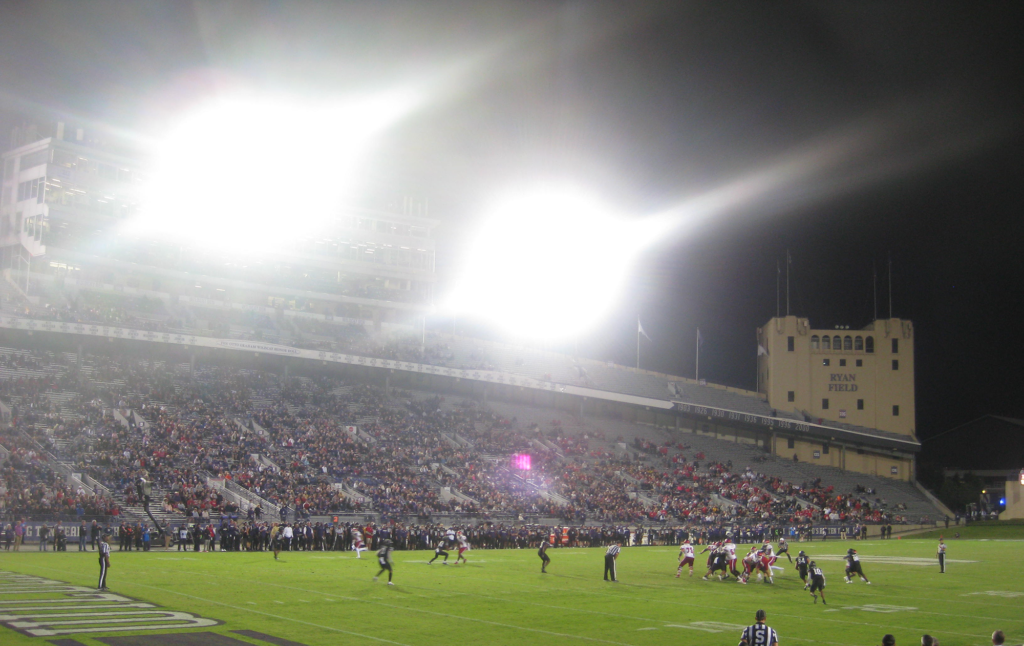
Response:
[[695, 329, 699, 381], [888, 252, 893, 319], [873, 262, 877, 320], [776, 260, 780, 318], [636, 316, 640, 370], [786, 249, 791, 317]]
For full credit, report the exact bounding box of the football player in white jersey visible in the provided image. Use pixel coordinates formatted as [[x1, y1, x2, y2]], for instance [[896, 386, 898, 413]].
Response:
[[777, 536, 793, 562], [352, 529, 367, 558], [455, 532, 469, 565], [739, 546, 759, 584], [723, 538, 739, 579], [675, 539, 696, 577], [758, 543, 778, 584]]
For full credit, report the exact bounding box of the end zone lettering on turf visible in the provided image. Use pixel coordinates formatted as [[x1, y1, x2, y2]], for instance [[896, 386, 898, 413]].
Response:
[[0, 571, 219, 637]]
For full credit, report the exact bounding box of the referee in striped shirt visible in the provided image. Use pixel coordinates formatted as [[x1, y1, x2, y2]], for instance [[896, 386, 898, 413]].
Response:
[[97, 534, 112, 591], [604, 543, 620, 582], [739, 610, 778, 646]]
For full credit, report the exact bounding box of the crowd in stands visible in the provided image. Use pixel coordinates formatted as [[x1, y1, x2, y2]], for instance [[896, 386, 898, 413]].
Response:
[[1, 344, 918, 531], [0, 436, 121, 520]]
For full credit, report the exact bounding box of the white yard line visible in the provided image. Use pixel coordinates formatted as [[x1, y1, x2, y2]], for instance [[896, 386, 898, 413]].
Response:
[[485, 571, 1010, 640], [2, 566, 413, 646], [149, 568, 644, 646]]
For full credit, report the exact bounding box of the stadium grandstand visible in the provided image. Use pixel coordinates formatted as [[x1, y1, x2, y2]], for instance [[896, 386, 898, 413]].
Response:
[[1, 119, 949, 539]]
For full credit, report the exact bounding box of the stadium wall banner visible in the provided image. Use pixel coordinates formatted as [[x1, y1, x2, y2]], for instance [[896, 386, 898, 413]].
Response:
[[0, 315, 918, 450], [810, 525, 860, 537], [7, 523, 91, 539]]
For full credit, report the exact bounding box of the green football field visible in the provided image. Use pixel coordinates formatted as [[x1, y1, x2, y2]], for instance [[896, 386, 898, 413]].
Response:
[[1, 537, 1020, 646]]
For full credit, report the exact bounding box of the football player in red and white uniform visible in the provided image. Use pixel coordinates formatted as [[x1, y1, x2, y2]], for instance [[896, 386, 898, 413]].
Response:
[[723, 537, 739, 579], [676, 539, 696, 577], [455, 532, 469, 565], [738, 546, 759, 584], [758, 543, 778, 584], [699, 542, 716, 571], [352, 529, 367, 559]]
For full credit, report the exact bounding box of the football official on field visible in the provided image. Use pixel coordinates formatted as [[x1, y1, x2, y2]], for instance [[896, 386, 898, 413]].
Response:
[[97, 533, 112, 591], [604, 543, 620, 581], [738, 609, 778, 646]]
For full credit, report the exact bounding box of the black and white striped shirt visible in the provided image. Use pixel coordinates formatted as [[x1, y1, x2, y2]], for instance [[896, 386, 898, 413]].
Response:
[[739, 623, 779, 646], [99, 541, 111, 560], [605, 545, 620, 557]]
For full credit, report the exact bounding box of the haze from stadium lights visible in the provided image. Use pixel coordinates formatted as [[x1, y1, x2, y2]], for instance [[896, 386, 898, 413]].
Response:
[[445, 187, 669, 341], [130, 91, 415, 253]]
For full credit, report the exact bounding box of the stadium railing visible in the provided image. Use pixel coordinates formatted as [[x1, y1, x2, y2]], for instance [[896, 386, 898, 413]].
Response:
[[211, 476, 281, 520]]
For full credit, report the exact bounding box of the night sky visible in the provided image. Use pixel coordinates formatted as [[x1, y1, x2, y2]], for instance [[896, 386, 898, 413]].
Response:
[[1, 1, 1022, 440]]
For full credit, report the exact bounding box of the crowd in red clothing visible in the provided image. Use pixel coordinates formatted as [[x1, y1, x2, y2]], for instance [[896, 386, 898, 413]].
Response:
[[2, 346, 912, 527]]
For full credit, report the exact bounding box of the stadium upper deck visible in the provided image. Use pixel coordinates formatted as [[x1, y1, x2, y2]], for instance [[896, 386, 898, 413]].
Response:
[[1, 121, 438, 327], [0, 291, 921, 484]]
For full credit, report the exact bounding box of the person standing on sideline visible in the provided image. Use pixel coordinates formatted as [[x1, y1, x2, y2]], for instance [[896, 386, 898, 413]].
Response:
[[90, 520, 100, 550], [739, 609, 779, 646], [937, 539, 947, 573], [282, 523, 294, 551], [14, 521, 24, 551], [604, 543, 620, 582], [38, 523, 49, 551], [98, 534, 112, 590], [79, 521, 88, 551]]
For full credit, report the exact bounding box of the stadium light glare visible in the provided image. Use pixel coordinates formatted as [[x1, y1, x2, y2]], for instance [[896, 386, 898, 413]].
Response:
[[129, 90, 415, 254], [444, 186, 668, 341]]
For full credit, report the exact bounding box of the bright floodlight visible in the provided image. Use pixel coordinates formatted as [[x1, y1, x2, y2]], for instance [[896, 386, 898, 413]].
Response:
[[131, 91, 414, 253], [446, 186, 666, 341]]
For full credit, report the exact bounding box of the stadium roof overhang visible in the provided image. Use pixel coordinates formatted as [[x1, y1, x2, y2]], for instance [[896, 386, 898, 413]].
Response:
[[0, 313, 920, 454], [44, 248, 433, 313], [669, 400, 920, 453]]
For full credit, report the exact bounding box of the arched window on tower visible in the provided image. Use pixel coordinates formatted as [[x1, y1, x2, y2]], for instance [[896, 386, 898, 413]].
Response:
[[833, 335, 842, 351], [854, 336, 864, 351], [843, 336, 853, 351], [811, 335, 820, 350], [865, 336, 874, 353], [822, 335, 831, 350]]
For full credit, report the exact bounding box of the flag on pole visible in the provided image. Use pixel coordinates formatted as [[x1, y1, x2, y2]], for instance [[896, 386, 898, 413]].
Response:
[[695, 328, 703, 382], [758, 344, 769, 356], [638, 320, 652, 342]]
